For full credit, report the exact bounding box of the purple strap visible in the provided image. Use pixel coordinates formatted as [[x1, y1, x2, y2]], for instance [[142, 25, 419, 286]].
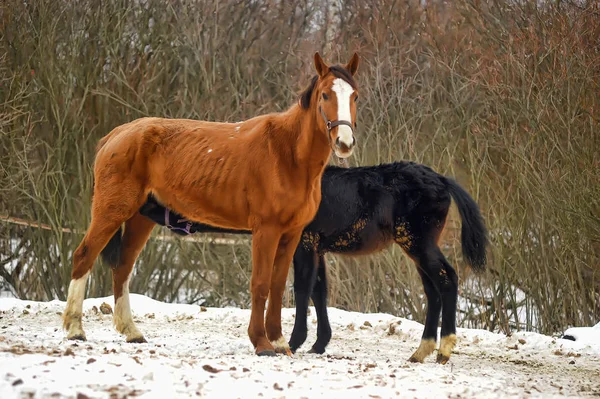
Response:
[[165, 207, 193, 235]]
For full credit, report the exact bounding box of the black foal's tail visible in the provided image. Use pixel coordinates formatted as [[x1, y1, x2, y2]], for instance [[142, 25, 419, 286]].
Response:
[[445, 178, 488, 271], [101, 227, 123, 268]]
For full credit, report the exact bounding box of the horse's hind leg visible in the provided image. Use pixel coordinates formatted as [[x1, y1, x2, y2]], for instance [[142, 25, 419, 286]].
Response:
[[407, 253, 442, 363], [435, 249, 458, 364], [111, 212, 155, 342], [63, 215, 127, 340], [403, 243, 458, 364], [63, 176, 146, 341]]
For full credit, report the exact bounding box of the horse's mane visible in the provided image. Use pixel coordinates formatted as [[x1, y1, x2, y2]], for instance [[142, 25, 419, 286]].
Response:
[[299, 65, 357, 109]]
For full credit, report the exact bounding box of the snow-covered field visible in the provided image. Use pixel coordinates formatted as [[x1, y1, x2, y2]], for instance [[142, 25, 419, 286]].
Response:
[[0, 295, 598, 398]]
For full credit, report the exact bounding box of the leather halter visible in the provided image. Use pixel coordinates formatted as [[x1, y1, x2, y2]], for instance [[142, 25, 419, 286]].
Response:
[[319, 106, 355, 168], [320, 106, 355, 135]]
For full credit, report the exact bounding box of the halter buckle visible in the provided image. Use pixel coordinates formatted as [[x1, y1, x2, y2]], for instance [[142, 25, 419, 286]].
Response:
[[326, 121, 332, 130]]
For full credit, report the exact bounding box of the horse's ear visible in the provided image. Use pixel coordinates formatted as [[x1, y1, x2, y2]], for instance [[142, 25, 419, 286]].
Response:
[[314, 52, 329, 78], [345, 53, 359, 76]]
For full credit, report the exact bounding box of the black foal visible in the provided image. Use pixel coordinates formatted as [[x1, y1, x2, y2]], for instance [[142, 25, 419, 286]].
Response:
[[138, 161, 487, 364]]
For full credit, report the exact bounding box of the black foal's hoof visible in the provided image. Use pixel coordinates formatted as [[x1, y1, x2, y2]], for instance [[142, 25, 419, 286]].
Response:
[[288, 342, 299, 354], [257, 350, 277, 357], [308, 346, 326, 354], [126, 336, 147, 344], [436, 353, 450, 365]]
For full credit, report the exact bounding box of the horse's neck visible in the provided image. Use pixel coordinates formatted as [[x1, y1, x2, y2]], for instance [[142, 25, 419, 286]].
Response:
[[278, 105, 332, 179]]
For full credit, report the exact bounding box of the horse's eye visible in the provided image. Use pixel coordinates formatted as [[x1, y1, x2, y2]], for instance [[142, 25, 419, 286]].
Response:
[[322, 93, 329, 101]]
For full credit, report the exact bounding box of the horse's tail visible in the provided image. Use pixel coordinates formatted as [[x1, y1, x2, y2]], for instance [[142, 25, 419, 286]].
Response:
[[100, 227, 123, 268], [445, 178, 488, 272]]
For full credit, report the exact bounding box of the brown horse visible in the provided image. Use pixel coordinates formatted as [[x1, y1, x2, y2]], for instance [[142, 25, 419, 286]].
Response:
[[62, 53, 360, 356]]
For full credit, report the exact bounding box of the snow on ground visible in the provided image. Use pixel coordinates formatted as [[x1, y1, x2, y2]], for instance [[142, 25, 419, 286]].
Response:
[[563, 323, 600, 346], [0, 295, 598, 399]]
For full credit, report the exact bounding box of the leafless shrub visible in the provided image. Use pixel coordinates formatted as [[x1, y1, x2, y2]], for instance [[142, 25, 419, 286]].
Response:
[[1, 0, 598, 334]]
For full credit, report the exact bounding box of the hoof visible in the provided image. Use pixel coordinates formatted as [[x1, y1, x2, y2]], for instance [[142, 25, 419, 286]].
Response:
[[126, 336, 147, 344], [274, 346, 292, 356], [438, 334, 457, 364], [67, 330, 87, 341], [288, 341, 300, 354], [436, 353, 450, 365], [271, 337, 291, 357], [67, 334, 87, 341], [308, 346, 325, 355], [257, 349, 277, 357], [408, 338, 436, 363]]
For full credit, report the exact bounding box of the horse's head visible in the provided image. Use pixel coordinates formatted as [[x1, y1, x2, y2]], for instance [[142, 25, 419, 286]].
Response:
[[301, 52, 359, 159]]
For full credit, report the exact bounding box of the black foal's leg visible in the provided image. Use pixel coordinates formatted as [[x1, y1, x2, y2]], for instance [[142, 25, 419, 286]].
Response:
[[436, 249, 459, 364], [309, 255, 332, 354], [408, 262, 442, 363], [289, 247, 318, 353]]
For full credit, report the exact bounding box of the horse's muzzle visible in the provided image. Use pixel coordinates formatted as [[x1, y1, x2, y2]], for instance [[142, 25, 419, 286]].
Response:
[[334, 126, 355, 159]]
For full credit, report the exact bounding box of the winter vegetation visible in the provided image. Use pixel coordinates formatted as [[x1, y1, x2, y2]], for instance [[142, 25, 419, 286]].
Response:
[[1, 0, 599, 348]]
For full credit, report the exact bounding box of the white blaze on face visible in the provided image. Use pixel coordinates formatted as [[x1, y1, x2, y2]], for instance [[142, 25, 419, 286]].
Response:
[[331, 78, 355, 149]]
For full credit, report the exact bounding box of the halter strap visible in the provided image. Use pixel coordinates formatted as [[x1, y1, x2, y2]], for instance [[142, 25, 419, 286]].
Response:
[[320, 106, 354, 168], [320, 106, 355, 134]]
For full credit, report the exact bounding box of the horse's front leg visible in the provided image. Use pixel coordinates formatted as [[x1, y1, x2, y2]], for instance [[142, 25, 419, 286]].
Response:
[[265, 228, 304, 356], [248, 225, 281, 356]]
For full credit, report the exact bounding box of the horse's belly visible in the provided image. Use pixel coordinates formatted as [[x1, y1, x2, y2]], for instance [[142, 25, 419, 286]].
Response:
[[150, 188, 249, 230]]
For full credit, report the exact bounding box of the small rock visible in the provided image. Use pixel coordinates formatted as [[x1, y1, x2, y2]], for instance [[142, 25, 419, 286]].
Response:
[[26, 305, 31, 309], [363, 321, 372, 327], [76, 393, 91, 399], [99, 303, 112, 315], [22, 309, 29, 315], [200, 306, 207, 312], [518, 338, 526, 345], [64, 348, 75, 356], [202, 364, 221, 373], [243, 367, 250, 372], [86, 358, 96, 364], [12, 379, 23, 386], [387, 322, 400, 335], [273, 383, 284, 391], [91, 306, 99, 314]]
